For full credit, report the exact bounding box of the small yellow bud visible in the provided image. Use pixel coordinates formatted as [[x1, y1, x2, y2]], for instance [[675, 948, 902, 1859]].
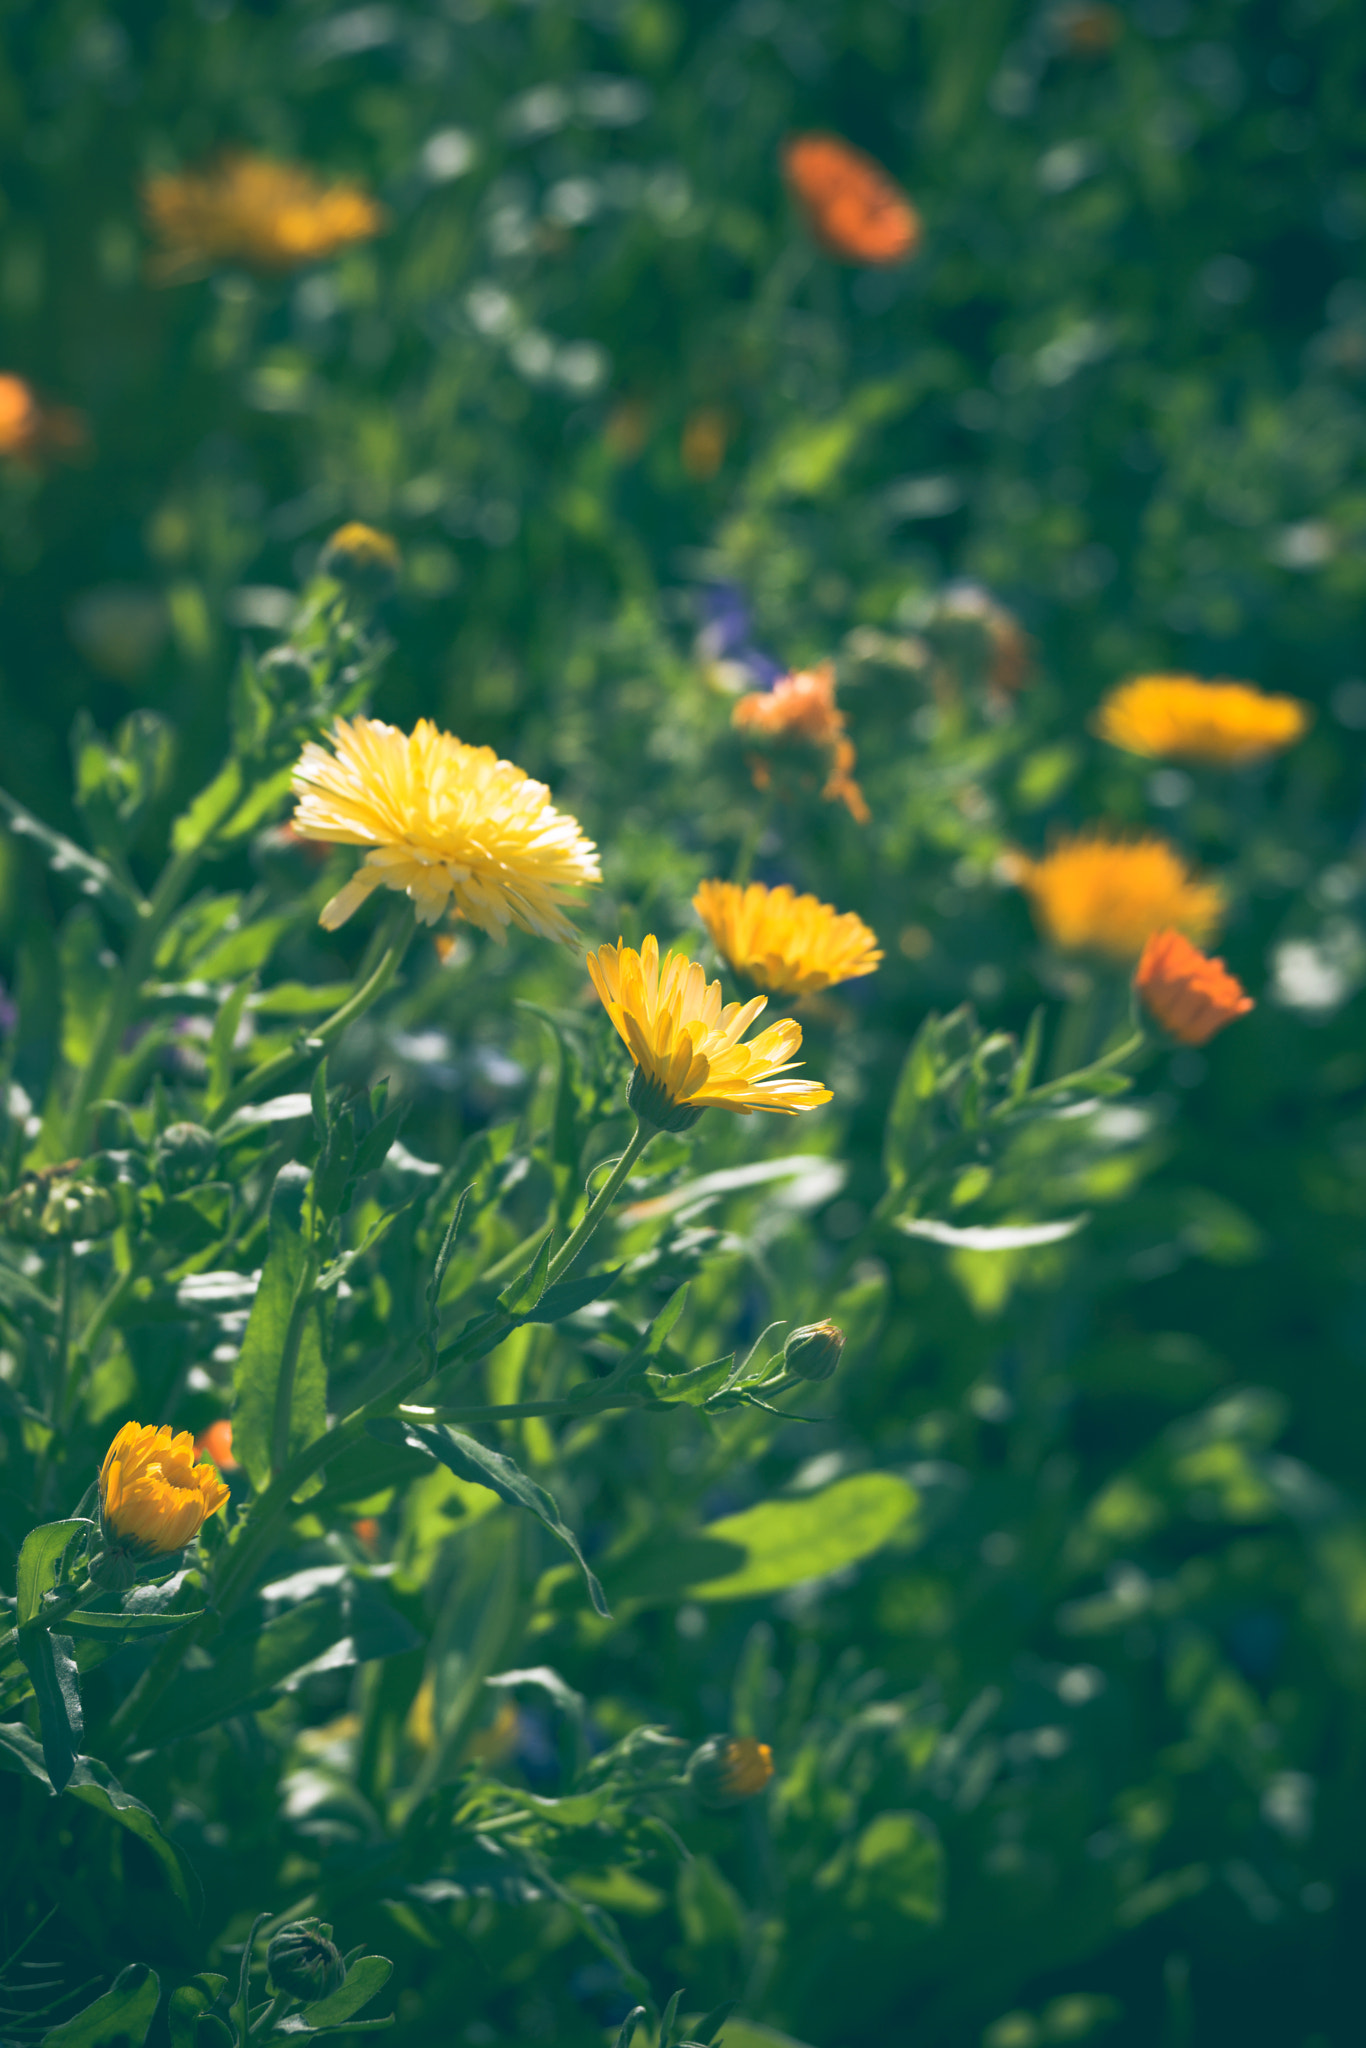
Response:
[[688, 1735, 774, 1809], [319, 522, 401, 597]]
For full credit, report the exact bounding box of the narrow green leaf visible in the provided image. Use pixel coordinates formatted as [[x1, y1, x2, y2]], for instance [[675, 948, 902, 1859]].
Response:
[[612, 2007, 646, 2048], [170, 759, 243, 855], [63, 1605, 205, 1637], [232, 1163, 327, 1491], [692, 2000, 738, 2046], [659, 1990, 685, 2048], [0, 1719, 202, 1913], [0, 785, 139, 923], [17, 1519, 92, 1626], [497, 1232, 551, 1316], [205, 976, 256, 1115], [18, 1626, 83, 1792], [40, 1964, 160, 2047], [374, 1419, 610, 1618]]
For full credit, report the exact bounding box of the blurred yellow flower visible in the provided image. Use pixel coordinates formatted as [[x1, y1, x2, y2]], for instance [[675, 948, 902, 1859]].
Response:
[[143, 152, 385, 277], [291, 715, 600, 941], [99, 1422, 230, 1555], [689, 1734, 775, 1808], [1095, 674, 1311, 765], [586, 935, 831, 1129], [1008, 830, 1224, 959], [319, 522, 401, 593], [693, 879, 881, 999]]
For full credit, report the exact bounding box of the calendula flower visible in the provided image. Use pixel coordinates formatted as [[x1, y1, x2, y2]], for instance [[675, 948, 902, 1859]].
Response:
[[1135, 928, 1254, 1045], [782, 134, 921, 265], [0, 373, 87, 465], [99, 1422, 230, 1556], [1095, 675, 1312, 765], [693, 880, 882, 999], [1008, 830, 1224, 960], [689, 1735, 775, 1809], [291, 715, 600, 941], [586, 936, 831, 1130], [143, 151, 385, 278], [733, 664, 870, 822]]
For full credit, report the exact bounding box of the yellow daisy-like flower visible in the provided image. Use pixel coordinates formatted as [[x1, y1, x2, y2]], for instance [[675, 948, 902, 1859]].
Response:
[[1095, 674, 1312, 765], [692, 879, 882, 1000], [291, 715, 600, 942], [586, 935, 831, 1130], [1007, 829, 1225, 960], [143, 152, 385, 278], [99, 1422, 231, 1556]]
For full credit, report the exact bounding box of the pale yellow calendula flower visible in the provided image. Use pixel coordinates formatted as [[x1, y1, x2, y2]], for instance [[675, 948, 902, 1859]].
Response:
[[291, 715, 599, 942], [693, 879, 881, 999], [587, 935, 831, 1128], [1095, 674, 1311, 765], [99, 1422, 230, 1555]]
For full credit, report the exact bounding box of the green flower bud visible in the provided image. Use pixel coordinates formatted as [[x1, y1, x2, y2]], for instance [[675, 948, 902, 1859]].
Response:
[[267, 1921, 346, 2004], [0, 1162, 120, 1244], [153, 1123, 218, 1192], [687, 1735, 774, 1810], [783, 1319, 845, 1382]]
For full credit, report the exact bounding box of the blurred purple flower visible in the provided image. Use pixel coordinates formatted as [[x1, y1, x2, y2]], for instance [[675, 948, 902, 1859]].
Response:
[[696, 583, 783, 688]]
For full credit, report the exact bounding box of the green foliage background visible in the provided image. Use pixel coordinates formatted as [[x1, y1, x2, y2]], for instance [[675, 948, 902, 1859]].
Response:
[[3, 1, 1366, 2044]]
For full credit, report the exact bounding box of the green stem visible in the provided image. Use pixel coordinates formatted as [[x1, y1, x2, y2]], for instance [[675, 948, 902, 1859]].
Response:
[[49, 1245, 74, 1429], [545, 1119, 653, 1289], [207, 909, 413, 1130]]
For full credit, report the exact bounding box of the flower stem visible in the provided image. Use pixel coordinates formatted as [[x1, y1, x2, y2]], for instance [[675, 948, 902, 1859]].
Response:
[[207, 905, 413, 1130], [545, 1118, 653, 1289]]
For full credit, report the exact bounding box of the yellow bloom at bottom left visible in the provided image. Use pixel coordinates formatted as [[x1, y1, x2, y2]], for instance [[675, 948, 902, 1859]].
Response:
[[99, 1422, 230, 1555]]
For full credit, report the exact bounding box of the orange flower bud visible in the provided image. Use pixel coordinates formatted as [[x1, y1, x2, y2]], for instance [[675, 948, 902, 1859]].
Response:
[[782, 135, 920, 266], [193, 1418, 238, 1472], [1134, 929, 1254, 1046]]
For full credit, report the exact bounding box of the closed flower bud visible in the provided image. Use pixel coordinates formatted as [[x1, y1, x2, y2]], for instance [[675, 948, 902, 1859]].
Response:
[[688, 1735, 774, 1809], [319, 522, 400, 598], [98, 1421, 230, 1562], [0, 1162, 120, 1244], [783, 1320, 845, 1382], [267, 1921, 346, 2004], [153, 1123, 218, 1192]]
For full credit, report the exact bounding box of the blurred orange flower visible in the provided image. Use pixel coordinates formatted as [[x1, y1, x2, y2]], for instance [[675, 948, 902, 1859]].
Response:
[[193, 1417, 238, 1472], [1135, 929, 1253, 1045], [1095, 674, 1312, 766], [0, 373, 87, 465], [143, 151, 385, 278], [1007, 830, 1224, 960], [733, 664, 870, 822], [782, 134, 920, 266]]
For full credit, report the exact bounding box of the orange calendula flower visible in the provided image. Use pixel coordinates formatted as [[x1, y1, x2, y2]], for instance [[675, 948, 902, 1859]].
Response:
[[587, 935, 831, 1131], [693, 879, 881, 1000], [1008, 830, 1225, 960], [143, 152, 385, 278], [1095, 675, 1312, 766], [290, 715, 600, 941], [0, 373, 87, 465], [782, 134, 920, 266], [732, 665, 870, 823], [100, 1422, 231, 1555], [1134, 928, 1254, 1045]]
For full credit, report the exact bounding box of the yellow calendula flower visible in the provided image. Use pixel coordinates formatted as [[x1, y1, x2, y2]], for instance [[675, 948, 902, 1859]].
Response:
[[689, 1735, 775, 1808], [319, 522, 401, 594], [99, 1422, 230, 1556], [143, 152, 385, 278], [586, 935, 832, 1130], [290, 715, 600, 941], [693, 879, 882, 999], [1095, 674, 1312, 765], [1008, 830, 1224, 960]]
